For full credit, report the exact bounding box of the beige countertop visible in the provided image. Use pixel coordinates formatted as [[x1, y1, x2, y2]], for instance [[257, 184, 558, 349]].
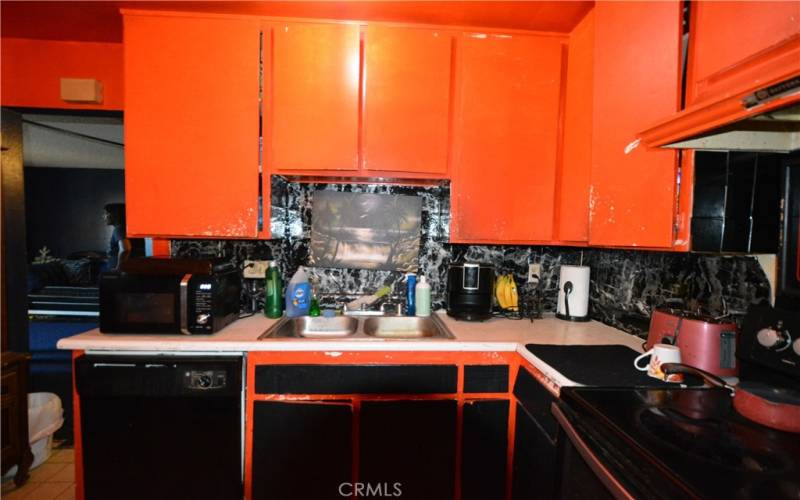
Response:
[[57, 311, 645, 390]]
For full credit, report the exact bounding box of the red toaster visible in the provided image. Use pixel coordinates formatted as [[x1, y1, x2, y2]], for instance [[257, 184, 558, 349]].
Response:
[[646, 307, 739, 377]]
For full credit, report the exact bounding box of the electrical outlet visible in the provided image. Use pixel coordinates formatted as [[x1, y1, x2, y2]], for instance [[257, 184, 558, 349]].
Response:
[[528, 263, 541, 283], [243, 260, 270, 279]]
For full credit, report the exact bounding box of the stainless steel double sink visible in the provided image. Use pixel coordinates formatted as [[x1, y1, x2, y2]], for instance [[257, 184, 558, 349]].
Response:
[[259, 315, 455, 340]]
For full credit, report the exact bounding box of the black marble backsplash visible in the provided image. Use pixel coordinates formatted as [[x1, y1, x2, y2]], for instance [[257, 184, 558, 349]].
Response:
[[172, 178, 771, 337]]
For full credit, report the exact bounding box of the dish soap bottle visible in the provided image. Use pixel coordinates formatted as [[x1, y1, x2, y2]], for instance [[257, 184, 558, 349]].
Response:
[[285, 267, 311, 317], [264, 261, 283, 319], [415, 275, 431, 317]]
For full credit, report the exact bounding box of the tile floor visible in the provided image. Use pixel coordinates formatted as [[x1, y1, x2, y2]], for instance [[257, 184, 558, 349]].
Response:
[[1, 444, 75, 500]]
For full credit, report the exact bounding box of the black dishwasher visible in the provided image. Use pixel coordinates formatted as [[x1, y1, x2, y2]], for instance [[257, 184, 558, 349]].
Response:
[[75, 355, 242, 500]]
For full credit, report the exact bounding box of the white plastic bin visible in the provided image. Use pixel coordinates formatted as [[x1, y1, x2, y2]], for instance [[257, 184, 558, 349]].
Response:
[[28, 392, 64, 468], [3, 392, 64, 478]]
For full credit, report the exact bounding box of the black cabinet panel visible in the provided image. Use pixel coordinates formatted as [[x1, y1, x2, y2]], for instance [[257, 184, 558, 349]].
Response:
[[513, 368, 557, 440], [464, 365, 509, 393], [513, 404, 557, 500], [255, 364, 457, 394], [692, 151, 783, 252], [252, 401, 352, 500], [360, 400, 457, 500], [462, 400, 509, 500]]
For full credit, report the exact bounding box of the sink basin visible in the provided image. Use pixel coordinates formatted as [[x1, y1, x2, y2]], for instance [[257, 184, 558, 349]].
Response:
[[363, 316, 453, 339], [260, 316, 358, 339], [259, 314, 454, 340]]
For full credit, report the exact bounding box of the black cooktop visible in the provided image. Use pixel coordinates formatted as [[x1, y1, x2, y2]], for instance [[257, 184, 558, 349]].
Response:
[[560, 387, 800, 499], [525, 344, 687, 387]]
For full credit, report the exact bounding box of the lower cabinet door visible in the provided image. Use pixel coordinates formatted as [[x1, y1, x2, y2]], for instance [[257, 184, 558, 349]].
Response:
[[512, 403, 558, 500], [462, 400, 509, 500], [252, 401, 353, 500], [359, 400, 457, 500]]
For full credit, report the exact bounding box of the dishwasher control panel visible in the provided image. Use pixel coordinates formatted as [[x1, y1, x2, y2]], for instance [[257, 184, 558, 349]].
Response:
[[185, 369, 228, 390]]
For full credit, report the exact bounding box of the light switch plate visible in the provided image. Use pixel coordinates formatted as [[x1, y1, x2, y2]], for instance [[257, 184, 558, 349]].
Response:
[[528, 263, 541, 284], [243, 260, 270, 279]]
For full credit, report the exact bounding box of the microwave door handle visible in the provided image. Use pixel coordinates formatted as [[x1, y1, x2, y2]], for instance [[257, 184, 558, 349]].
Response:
[[551, 403, 635, 500], [180, 273, 192, 335]]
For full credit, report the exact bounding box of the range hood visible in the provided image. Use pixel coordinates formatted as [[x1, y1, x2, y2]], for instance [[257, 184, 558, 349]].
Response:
[[640, 75, 800, 153]]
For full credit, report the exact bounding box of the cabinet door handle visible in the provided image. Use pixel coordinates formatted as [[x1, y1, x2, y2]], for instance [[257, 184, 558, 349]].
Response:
[[180, 273, 192, 335]]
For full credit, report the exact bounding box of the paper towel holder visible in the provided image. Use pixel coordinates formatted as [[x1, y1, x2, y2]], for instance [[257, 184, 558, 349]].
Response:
[[556, 265, 590, 322]]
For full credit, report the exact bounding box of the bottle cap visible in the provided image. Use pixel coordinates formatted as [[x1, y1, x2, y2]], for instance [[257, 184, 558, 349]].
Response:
[[419, 276, 427, 284]]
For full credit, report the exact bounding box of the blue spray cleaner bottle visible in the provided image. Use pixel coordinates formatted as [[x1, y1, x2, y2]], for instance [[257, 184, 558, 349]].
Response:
[[405, 273, 417, 316]]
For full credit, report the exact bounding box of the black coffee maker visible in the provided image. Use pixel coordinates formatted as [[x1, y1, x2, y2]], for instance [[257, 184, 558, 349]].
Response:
[[446, 262, 495, 321]]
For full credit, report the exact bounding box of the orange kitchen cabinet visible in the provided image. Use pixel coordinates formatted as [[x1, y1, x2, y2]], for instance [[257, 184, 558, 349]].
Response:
[[269, 22, 360, 172], [589, 2, 682, 248], [363, 25, 453, 176], [124, 12, 262, 238], [451, 33, 563, 244], [687, 1, 800, 105], [556, 10, 594, 243]]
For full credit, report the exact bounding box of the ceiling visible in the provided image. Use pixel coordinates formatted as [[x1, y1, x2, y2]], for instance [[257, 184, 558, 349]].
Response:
[[1, 1, 594, 43], [22, 114, 124, 169]]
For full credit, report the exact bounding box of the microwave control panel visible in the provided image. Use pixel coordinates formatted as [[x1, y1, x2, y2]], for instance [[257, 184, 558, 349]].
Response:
[[191, 277, 215, 332]]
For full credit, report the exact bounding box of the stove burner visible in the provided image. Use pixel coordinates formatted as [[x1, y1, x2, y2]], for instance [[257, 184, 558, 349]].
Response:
[[638, 407, 791, 473]]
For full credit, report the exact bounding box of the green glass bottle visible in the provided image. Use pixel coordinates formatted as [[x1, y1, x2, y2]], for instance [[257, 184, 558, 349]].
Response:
[[264, 261, 283, 319], [309, 287, 321, 317]]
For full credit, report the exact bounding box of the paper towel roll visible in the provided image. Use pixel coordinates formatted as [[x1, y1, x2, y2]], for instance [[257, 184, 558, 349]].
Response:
[[557, 265, 590, 320]]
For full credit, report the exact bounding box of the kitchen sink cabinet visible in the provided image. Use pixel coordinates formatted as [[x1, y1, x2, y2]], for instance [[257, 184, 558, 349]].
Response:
[[123, 12, 263, 238], [362, 25, 453, 176], [686, 1, 800, 106], [251, 401, 353, 500], [588, 1, 682, 248], [360, 399, 457, 500], [247, 352, 516, 500], [450, 33, 564, 244], [268, 21, 360, 173]]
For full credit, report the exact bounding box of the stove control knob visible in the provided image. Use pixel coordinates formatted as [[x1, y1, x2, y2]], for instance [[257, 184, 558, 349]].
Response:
[[757, 328, 781, 348], [794, 338, 800, 357], [757, 327, 791, 350]]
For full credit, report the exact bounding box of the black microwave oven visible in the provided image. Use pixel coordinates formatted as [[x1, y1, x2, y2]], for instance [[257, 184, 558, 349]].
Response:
[[99, 258, 241, 334]]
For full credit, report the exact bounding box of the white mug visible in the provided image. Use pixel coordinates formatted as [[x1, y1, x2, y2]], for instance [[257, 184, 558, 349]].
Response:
[[634, 344, 683, 382]]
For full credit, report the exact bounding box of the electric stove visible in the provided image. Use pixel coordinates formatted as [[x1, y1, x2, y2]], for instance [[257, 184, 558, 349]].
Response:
[[552, 303, 800, 499]]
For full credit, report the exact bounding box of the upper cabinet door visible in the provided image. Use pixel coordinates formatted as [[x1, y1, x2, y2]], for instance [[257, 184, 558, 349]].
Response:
[[688, 1, 800, 104], [270, 22, 360, 172], [363, 26, 452, 175], [557, 11, 594, 243], [589, 2, 681, 248], [124, 13, 260, 238], [451, 33, 563, 243]]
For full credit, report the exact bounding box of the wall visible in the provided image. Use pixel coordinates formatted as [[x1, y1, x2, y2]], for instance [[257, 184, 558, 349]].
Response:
[[25, 167, 125, 259], [1, 38, 123, 110], [172, 178, 771, 337]]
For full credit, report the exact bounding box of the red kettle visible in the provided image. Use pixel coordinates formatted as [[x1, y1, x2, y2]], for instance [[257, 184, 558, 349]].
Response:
[[646, 307, 739, 377]]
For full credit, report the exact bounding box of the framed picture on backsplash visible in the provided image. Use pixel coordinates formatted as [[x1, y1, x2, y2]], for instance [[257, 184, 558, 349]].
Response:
[[310, 191, 422, 271]]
